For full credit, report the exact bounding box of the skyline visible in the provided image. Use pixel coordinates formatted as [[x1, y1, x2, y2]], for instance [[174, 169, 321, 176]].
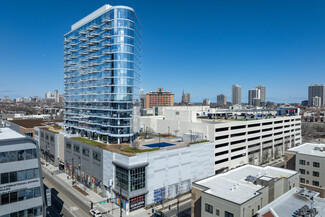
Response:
[[0, 0, 324, 103]]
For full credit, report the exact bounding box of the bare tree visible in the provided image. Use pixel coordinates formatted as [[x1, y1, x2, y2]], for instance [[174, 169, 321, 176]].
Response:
[[131, 139, 140, 150], [190, 134, 200, 143]]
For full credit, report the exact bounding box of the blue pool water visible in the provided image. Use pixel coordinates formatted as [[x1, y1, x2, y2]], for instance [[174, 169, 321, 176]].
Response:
[[144, 142, 176, 148]]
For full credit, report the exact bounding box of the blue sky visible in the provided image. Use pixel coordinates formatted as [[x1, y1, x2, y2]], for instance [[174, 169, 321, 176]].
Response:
[[0, 0, 324, 103]]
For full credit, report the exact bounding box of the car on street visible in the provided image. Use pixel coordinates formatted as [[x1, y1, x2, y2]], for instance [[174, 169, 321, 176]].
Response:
[[152, 211, 165, 217], [89, 209, 102, 217]]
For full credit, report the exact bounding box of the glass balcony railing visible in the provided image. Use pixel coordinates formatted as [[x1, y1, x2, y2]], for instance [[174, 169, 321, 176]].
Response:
[[70, 49, 78, 53], [80, 43, 88, 48], [89, 61, 101, 66], [88, 53, 100, 59], [80, 57, 88, 62], [102, 33, 112, 39], [102, 17, 112, 23], [80, 51, 88, 55], [102, 41, 112, 47], [91, 32, 100, 37], [70, 42, 77, 47], [90, 39, 100, 44], [89, 46, 100, 52], [86, 33, 95, 38], [102, 25, 113, 31], [102, 48, 111, 54], [70, 36, 77, 40], [71, 54, 78, 59], [80, 37, 87, 42], [79, 30, 87, 35]]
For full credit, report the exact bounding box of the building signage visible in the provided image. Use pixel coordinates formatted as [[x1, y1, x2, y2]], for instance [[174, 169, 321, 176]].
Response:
[[0, 179, 40, 194], [46, 188, 51, 207]]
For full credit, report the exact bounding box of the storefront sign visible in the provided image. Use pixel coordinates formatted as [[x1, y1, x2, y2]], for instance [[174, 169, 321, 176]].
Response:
[[0, 179, 40, 194]]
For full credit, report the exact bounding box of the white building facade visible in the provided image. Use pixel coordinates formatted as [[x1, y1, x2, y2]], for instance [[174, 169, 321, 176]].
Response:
[[0, 128, 46, 217]]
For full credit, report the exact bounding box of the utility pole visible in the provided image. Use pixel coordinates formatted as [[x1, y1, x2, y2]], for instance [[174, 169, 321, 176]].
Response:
[[72, 157, 74, 186], [119, 179, 122, 217]]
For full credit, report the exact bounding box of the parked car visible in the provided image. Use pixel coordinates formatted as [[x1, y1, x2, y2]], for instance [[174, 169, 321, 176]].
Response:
[[89, 209, 102, 217], [152, 211, 165, 217]]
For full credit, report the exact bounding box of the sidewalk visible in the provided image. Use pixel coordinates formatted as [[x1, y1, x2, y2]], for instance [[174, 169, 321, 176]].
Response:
[[41, 160, 191, 217]]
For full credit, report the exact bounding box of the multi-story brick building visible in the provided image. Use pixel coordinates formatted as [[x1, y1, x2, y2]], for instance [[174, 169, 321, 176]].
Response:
[[145, 88, 174, 108]]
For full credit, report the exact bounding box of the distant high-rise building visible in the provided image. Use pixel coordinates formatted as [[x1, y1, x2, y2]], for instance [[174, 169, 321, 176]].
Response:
[[3, 96, 11, 103], [248, 88, 260, 106], [54, 90, 59, 103], [145, 88, 174, 108], [217, 94, 227, 106], [308, 84, 325, 107], [256, 85, 266, 105], [203, 99, 210, 106], [45, 91, 52, 99], [312, 96, 322, 107], [64, 4, 141, 143], [232, 85, 241, 105], [140, 89, 146, 109], [181, 91, 190, 105]]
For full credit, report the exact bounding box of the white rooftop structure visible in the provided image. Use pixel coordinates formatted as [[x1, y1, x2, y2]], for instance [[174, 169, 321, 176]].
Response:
[[0, 127, 24, 140], [257, 187, 325, 217], [194, 164, 297, 204], [288, 143, 325, 157]]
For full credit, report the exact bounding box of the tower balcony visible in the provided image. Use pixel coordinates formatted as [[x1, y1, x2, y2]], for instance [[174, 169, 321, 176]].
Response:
[[79, 30, 87, 35], [102, 25, 113, 31], [102, 41, 112, 47], [102, 17, 112, 23], [80, 37, 87, 42], [102, 33, 112, 39]]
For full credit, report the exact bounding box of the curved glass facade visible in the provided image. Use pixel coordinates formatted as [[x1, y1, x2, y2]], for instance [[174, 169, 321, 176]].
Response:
[[64, 6, 141, 143]]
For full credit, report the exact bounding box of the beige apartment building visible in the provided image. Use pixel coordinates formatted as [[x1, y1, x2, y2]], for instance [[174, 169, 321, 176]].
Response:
[[192, 164, 299, 217], [285, 143, 325, 197], [145, 88, 174, 108]]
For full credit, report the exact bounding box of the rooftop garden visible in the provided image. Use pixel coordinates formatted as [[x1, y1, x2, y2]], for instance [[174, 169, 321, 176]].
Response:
[[70, 137, 162, 156], [189, 140, 210, 145]]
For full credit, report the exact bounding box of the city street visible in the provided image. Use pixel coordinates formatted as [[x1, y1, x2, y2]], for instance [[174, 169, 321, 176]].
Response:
[[43, 171, 91, 217], [162, 201, 191, 217]]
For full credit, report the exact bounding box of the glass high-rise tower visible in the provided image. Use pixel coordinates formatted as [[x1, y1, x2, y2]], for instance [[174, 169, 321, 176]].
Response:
[[64, 5, 141, 144]]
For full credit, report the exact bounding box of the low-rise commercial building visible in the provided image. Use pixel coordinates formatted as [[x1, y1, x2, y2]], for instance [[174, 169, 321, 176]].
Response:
[[5, 119, 46, 138], [34, 126, 65, 167], [192, 164, 299, 217], [257, 187, 325, 217], [64, 137, 214, 215], [0, 128, 46, 216], [285, 143, 325, 197]]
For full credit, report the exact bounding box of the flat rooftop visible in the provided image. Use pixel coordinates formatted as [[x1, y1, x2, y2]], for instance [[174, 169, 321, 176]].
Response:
[[194, 164, 297, 204], [0, 127, 25, 140], [257, 187, 325, 217], [67, 136, 208, 157], [8, 119, 46, 128], [287, 143, 325, 157]]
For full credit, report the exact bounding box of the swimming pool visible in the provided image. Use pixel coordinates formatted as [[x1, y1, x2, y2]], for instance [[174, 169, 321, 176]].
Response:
[[144, 142, 176, 148]]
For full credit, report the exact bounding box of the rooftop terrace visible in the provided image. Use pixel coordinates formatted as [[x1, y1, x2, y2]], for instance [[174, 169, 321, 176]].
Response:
[[68, 136, 207, 157]]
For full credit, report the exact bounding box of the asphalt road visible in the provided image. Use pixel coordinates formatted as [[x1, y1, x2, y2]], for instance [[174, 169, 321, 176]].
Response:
[[43, 170, 91, 217], [162, 201, 191, 217]]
